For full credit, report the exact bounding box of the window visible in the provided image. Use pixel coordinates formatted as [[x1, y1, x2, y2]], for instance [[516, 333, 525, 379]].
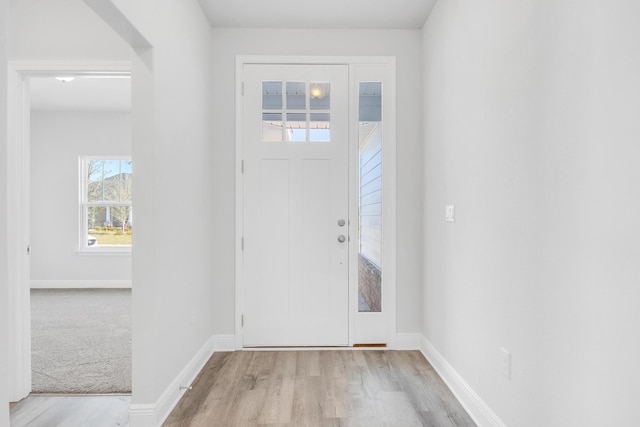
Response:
[[80, 157, 132, 250], [262, 80, 331, 142], [358, 82, 383, 312]]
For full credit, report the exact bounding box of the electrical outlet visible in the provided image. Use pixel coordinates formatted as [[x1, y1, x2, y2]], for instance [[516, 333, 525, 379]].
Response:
[[500, 347, 511, 379], [445, 205, 455, 222]]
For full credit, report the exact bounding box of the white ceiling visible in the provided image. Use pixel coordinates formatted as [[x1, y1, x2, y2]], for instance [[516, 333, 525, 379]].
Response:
[[197, 0, 437, 29], [29, 76, 131, 113], [27, 0, 434, 111]]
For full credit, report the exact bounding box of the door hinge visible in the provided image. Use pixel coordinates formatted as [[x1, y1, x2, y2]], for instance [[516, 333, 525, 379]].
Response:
[[26, 245, 30, 255], [241, 237, 244, 251], [241, 314, 244, 327], [241, 160, 244, 174], [241, 82, 244, 96]]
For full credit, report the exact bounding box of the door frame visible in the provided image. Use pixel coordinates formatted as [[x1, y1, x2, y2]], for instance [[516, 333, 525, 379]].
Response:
[[6, 60, 131, 401], [234, 56, 397, 349]]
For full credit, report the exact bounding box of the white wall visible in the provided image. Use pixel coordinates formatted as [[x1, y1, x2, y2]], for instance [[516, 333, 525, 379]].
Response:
[[30, 111, 132, 283], [9, 0, 130, 60], [105, 0, 217, 410], [12, 0, 217, 412], [210, 28, 424, 335], [1, 0, 10, 423], [422, 1, 640, 426]]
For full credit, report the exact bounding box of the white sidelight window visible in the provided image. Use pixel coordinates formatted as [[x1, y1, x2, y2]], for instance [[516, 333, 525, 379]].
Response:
[[79, 157, 132, 250], [358, 82, 383, 313]]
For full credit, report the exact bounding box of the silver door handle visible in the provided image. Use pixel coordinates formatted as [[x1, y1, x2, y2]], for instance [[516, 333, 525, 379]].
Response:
[[337, 235, 346, 243]]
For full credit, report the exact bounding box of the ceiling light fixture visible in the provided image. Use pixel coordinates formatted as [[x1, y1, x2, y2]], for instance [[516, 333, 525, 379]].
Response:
[[55, 76, 75, 83], [310, 84, 327, 99]]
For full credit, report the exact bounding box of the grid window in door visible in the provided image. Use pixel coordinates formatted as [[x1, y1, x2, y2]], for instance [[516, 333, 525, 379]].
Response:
[[261, 81, 331, 142]]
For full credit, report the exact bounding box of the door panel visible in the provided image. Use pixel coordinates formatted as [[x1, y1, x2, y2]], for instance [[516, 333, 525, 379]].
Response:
[[243, 64, 349, 347]]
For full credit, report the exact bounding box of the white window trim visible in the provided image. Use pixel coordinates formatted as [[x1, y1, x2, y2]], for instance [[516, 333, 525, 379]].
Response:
[[78, 155, 133, 254]]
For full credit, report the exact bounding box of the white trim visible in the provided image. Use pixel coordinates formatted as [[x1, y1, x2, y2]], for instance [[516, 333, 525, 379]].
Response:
[[7, 60, 131, 75], [129, 335, 216, 427], [7, 62, 32, 402], [235, 55, 397, 349], [213, 334, 236, 352], [30, 280, 132, 289], [234, 58, 244, 350], [420, 336, 507, 427], [75, 249, 132, 256], [236, 55, 397, 66], [6, 60, 132, 402]]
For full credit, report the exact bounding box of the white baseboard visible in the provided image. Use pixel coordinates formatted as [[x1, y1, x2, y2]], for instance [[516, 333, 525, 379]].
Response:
[[30, 279, 132, 289], [213, 334, 236, 352], [129, 335, 216, 427], [391, 333, 423, 350], [420, 336, 507, 427]]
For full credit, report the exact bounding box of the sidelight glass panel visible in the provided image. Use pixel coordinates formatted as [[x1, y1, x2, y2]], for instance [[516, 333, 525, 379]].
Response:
[[358, 82, 383, 313]]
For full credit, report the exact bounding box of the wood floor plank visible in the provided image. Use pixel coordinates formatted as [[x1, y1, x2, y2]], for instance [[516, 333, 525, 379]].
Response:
[[10, 395, 130, 427], [290, 376, 323, 427], [163, 350, 475, 427]]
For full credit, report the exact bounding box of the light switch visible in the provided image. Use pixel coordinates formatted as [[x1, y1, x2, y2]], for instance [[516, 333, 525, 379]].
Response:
[[445, 205, 455, 222]]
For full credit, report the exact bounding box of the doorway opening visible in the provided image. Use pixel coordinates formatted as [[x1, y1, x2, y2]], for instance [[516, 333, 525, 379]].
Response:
[[7, 63, 132, 401], [28, 73, 133, 394]]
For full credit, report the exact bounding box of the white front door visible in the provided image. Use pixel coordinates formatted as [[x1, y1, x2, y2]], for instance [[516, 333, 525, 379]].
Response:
[[242, 64, 349, 347]]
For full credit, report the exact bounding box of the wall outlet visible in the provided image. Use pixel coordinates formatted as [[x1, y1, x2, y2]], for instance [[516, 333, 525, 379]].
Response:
[[500, 347, 511, 379], [445, 205, 455, 222]]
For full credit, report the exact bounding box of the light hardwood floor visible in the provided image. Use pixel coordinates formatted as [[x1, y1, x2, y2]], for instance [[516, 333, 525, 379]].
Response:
[[164, 350, 475, 427], [10, 351, 475, 426], [10, 394, 130, 427]]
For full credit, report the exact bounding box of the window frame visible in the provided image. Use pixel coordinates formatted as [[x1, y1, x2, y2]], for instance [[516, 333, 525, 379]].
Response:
[[78, 155, 133, 253]]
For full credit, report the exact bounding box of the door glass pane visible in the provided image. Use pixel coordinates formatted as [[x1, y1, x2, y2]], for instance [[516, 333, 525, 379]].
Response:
[[263, 113, 283, 142], [286, 113, 307, 142], [262, 81, 283, 142], [358, 82, 383, 312], [286, 81, 306, 110], [309, 113, 330, 142], [262, 81, 282, 109], [310, 82, 330, 110]]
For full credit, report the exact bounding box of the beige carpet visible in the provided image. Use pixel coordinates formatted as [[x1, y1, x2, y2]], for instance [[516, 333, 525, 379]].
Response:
[[31, 289, 132, 393]]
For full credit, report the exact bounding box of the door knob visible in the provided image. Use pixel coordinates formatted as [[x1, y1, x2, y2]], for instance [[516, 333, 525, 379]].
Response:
[[337, 235, 346, 243]]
